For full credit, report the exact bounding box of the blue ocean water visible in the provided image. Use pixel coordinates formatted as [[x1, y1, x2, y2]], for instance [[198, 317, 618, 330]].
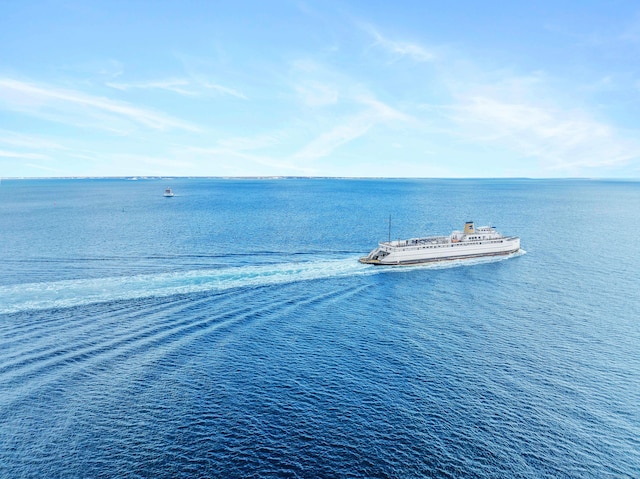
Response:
[[0, 178, 639, 478]]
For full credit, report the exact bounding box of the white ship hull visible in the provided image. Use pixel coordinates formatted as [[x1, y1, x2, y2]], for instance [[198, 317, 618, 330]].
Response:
[[359, 222, 520, 266]]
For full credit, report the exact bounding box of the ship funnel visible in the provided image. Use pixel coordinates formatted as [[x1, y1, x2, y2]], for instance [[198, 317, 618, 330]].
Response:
[[464, 221, 475, 234]]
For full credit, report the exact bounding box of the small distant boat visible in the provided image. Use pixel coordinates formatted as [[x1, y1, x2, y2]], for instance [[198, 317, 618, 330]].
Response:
[[359, 221, 520, 265], [164, 187, 174, 197]]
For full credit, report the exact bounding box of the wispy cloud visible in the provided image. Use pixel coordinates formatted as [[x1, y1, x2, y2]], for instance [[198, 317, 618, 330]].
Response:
[[185, 144, 303, 172], [363, 25, 435, 62], [107, 77, 248, 99], [291, 113, 375, 161], [217, 134, 282, 151], [107, 79, 197, 96], [450, 95, 640, 172], [23, 162, 60, 173], [292, 95, 413, 161], [287, 52, 417, 164], [200, 81, 248, 100], [0, 78, 200, 132], [64, 59, 125, 80], [0, 150, 50, 160], [0, 130, 65, 150], [295, 81, 339, 107], [0, 131, 64, 170], [111, 153, 196, 170]]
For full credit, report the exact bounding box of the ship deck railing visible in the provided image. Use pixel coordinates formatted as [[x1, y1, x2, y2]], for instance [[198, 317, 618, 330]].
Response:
[[380, 235, 514, 250], [383, 236, 449, 247]]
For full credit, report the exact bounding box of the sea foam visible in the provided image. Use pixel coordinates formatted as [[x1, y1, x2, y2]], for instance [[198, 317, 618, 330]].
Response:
[[0, 252, 524, 314]]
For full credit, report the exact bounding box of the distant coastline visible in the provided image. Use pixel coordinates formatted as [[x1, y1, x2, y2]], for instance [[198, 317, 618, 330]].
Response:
[[2, 176, 638, 181]]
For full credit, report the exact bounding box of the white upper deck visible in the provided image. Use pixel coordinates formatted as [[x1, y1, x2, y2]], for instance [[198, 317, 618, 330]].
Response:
[[381, 222, 505, 249]]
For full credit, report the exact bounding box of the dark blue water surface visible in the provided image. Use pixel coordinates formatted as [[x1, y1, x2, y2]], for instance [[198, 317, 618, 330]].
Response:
[[1, 178, 639, 478]]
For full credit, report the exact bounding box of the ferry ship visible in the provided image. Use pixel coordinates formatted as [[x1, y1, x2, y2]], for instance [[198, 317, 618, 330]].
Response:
[[359, 221, 520, 265]]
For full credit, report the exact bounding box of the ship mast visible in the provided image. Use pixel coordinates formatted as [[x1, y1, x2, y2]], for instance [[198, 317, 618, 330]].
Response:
[[388, 215, 391, 243]]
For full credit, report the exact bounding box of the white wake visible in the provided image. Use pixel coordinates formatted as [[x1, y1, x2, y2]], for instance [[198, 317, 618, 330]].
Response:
[[0, 251, 524, 314]]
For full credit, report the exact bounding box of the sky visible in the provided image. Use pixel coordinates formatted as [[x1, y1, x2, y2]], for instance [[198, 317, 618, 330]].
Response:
[[1, 1, 640, 178]]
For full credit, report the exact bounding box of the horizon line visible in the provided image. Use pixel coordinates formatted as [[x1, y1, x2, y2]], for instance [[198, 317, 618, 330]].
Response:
[[1, 176, 639, 181]]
